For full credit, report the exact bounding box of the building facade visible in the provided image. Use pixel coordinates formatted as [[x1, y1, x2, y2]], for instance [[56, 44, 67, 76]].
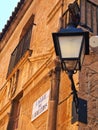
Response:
[[0, 0, 98, 130]]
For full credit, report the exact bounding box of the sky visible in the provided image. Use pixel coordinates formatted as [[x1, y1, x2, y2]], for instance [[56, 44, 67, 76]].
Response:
[[0, 0, 20, 32]]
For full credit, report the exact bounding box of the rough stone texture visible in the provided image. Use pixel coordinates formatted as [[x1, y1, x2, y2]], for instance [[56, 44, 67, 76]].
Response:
[[79, 50, 98, 129]]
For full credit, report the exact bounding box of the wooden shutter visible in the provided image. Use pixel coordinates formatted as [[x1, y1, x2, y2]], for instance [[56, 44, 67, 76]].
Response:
[[7, 14, 34, 77], [7, 92, 23, 130], [80, 0, 98, 34]]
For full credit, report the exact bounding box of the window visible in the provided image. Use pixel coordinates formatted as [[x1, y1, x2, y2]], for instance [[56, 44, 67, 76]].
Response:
[[7, 14, 34, 77], [7, 92, 23, 130]]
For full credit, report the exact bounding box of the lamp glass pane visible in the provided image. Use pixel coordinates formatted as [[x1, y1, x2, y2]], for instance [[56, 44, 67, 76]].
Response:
[[64, 60, 78, 70], [58, 36, 83, 58]]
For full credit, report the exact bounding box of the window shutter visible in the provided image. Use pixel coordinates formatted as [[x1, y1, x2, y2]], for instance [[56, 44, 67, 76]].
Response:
[[7, 92, 23, 130], [7, 15, 34, 77], [80, 0, 98, 34]]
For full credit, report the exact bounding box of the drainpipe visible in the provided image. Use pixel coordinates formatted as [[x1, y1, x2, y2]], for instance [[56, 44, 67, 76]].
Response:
[[47, 58, 61, 130]]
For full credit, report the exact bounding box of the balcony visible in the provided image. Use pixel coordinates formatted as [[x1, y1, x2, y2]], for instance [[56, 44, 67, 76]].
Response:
[[62, 0, 98, 35]]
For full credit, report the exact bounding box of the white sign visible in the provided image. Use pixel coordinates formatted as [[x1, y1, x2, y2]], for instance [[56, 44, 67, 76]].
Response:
[[31, 90, 50, 121]]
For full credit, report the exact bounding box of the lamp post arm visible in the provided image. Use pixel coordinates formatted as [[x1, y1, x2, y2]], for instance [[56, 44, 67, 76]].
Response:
[[68, 71, 79, 113]]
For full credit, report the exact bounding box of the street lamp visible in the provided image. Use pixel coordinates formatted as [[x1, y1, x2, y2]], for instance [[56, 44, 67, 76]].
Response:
[[52, 26, 89, 113], [52, 27, 89, 72]]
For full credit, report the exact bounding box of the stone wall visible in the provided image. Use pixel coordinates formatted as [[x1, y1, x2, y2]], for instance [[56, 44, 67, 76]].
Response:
[[79, 48, 98, 129], [1, 0, 98, 130]]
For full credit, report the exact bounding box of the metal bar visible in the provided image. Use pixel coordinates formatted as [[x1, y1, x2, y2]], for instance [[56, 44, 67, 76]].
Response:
[[91, 3, 93, 32], [87, 0, 98, 7], [68, 71, 79, 113], [85, 0, 87, 26], [61, 0, 64, 28], [96, 7, 98, 34], [62, 9, 69, 18]]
